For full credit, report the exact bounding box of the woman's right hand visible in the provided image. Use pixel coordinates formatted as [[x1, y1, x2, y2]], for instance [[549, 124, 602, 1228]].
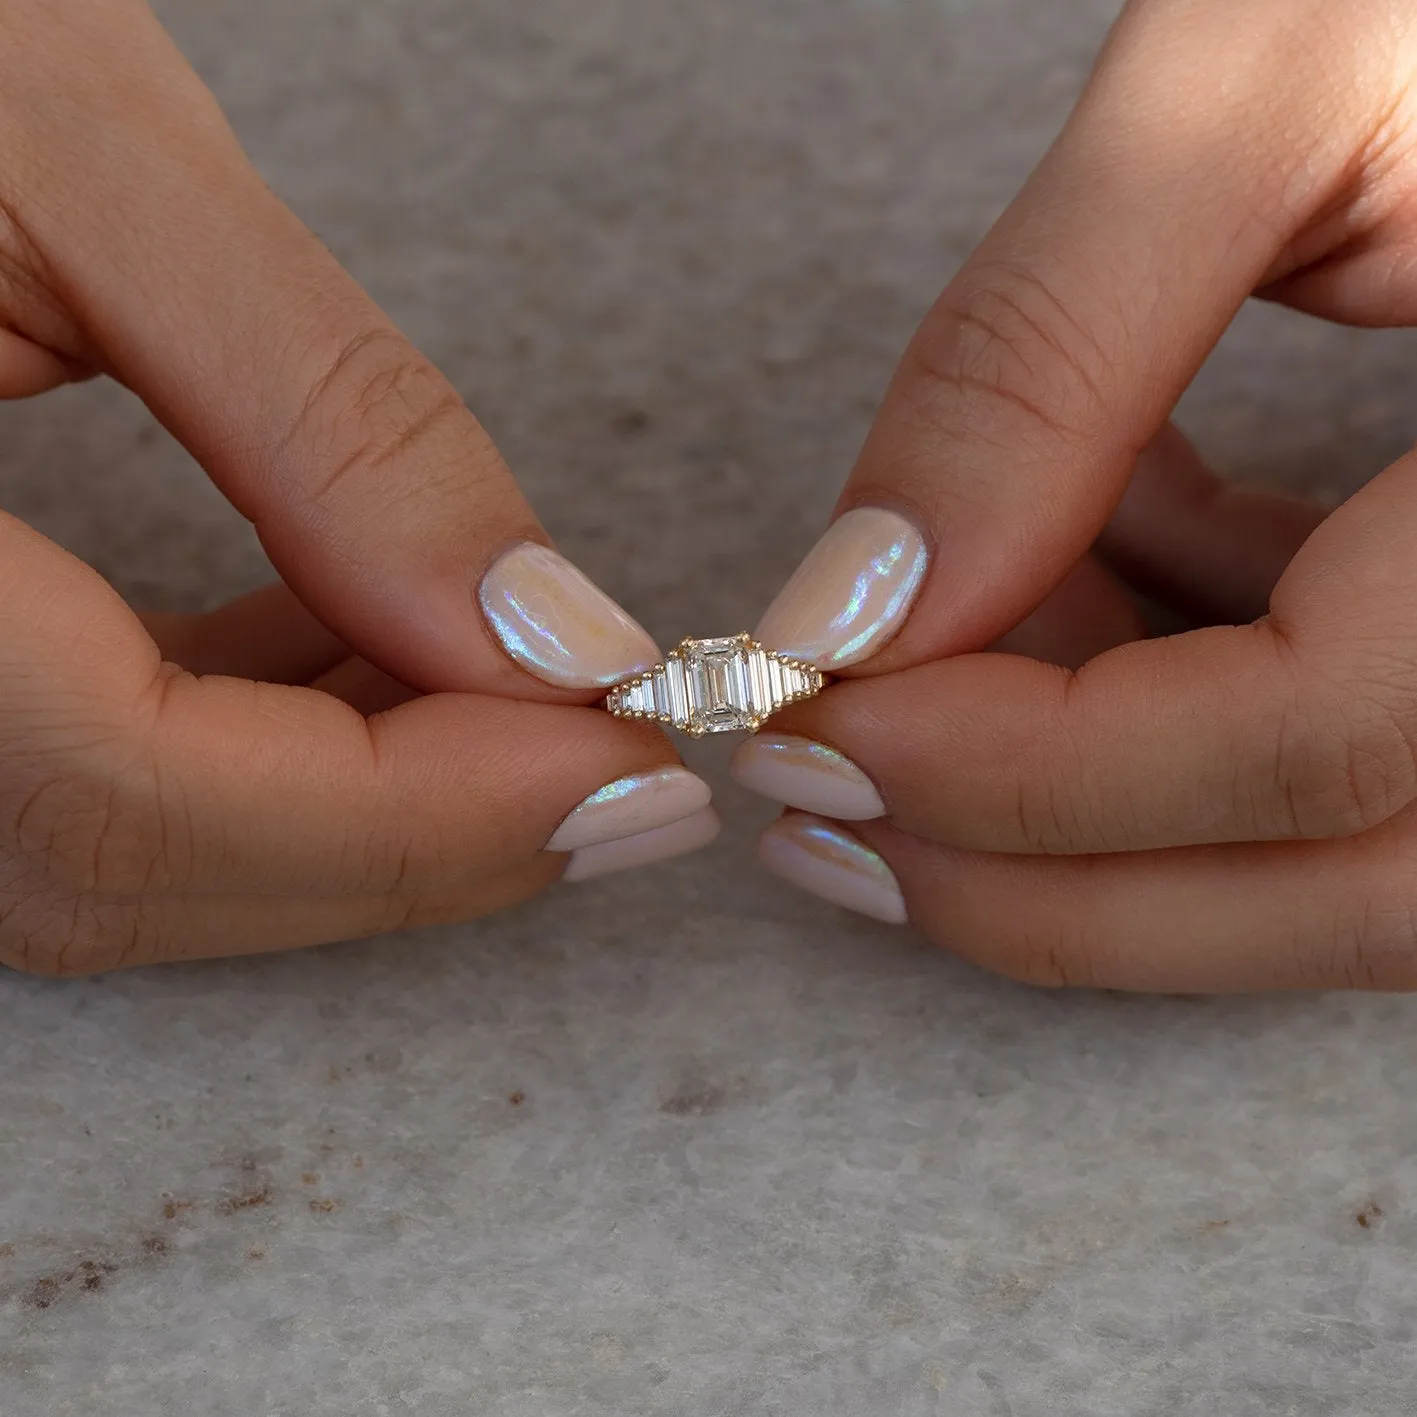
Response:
[[0, 557, 716, 976]]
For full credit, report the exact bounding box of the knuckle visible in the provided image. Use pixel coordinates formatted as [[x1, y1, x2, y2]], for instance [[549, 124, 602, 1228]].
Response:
[[1011, 775, 1082, 854], [993, 922, 1093, 990], [286, 324, 474, 511], [1006, 679, 1126, 854], [0, 887, 128, 978], [5, 768, 157, 895], [1273, 690, 1417, 839], [1319, 877, 1417, 992], [948, 864, 1102, 990], [909, 262, 1111, 460], [0, 707, 168, 897]]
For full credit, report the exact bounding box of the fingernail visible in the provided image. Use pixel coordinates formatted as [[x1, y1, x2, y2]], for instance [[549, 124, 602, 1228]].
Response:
[[757, 814, 906, 924], [755, 507, 928, 669], [730, 734, 885, 820], [479, 542, 661, 689], [564, 806, 721, 883], [546, 766, 713, 852]]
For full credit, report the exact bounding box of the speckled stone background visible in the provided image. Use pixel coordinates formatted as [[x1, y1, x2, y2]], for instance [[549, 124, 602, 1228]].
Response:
[[4, 2, 1417, 1413]]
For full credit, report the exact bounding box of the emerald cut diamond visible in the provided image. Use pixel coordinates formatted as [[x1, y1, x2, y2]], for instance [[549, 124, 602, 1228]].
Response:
[[680, 635, 765, 735], [604, 633, 825, 737]]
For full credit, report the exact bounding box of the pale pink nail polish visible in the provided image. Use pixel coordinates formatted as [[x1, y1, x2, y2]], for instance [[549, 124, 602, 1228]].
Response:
[[755, 507, 927, 670], [563, 806, 721, 883], [479, 542, 661, 689], [547, 767, 713, 852], [730, 734, 885, 820], [758, 814, 906, 923]]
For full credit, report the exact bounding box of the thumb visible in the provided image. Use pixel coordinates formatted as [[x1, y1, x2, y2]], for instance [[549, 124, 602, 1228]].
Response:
[[0, 0, 657, 698], [753, 0, 1385, 675]]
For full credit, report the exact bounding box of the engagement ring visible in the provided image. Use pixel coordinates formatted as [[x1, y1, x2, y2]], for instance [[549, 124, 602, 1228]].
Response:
[[605, 634, 825, 737]]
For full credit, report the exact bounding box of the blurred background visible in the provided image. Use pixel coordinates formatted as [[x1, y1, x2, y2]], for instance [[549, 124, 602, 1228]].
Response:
[[3, 2, 1416, 1413]]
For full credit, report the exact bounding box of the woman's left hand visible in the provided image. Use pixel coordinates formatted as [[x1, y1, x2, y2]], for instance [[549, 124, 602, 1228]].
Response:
[[730, 0, 1417, 993]]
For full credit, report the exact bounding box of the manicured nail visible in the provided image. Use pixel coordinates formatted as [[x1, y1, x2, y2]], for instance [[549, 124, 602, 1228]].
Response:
[[755, 507, 928, 670], [547, 766, 713, 852], [757, 814, 906, 924], [730, 734, 884, 820], [564, 806, 721, 883], [479, 542, 661, 689]]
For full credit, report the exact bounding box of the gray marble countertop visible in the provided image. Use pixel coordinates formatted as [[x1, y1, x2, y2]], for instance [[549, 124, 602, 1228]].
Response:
[[4, 2, 1417, 1412]]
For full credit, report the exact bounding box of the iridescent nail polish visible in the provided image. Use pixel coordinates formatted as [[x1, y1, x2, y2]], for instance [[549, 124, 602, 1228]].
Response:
[[546, 766, 713, 852], [564, 806, 721, 882], [479, 542, 661, 689], [758, 814, 906, 923], [755, 508, 928, 670], [730, 734, 885, 820]]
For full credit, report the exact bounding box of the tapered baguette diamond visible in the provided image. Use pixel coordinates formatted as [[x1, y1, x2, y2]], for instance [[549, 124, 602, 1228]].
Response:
[[665, 656, 689, 724], [768, 656, 786, 704]]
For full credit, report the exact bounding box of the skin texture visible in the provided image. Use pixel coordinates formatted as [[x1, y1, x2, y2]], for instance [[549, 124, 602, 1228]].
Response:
[[11, 0, 1417, 989], [0, 1, 698, 975], [759, 0, 1417, 991]]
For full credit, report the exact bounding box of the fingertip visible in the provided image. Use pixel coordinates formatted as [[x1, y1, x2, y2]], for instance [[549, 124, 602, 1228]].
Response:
[[478, 541, 663, 690], [545, 764, 713, 852], [753, 507, 929, 673], [757, 813, 908, 925], [561, 805, 720, 883], [730, 733, 886, 820]]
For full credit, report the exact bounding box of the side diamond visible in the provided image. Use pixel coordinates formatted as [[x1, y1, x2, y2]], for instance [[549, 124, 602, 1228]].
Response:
[[665, 656, 689, 727]]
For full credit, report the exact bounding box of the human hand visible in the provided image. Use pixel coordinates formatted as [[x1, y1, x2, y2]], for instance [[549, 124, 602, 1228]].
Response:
[[732, 0, 1417, 992], [0, 1, 718, 974]]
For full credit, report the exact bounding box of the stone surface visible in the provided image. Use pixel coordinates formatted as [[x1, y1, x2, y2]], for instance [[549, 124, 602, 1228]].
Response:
[[4, 1, 1417, 1413]]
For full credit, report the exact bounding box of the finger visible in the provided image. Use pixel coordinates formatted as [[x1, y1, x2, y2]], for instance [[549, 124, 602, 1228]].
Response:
[[0, 512, 706, 904], [0, 1, 658, 699], [754, 0, 1395, 674], [139, 582, 349, 682], [97, 680, 697, 897], [1098, 424, 1329, 625], [2, 858, 558, 976], [757, 810, 1417, 994], [989, 555, 1144, 669], [739, 442, 1417, 852], [0, 327, 92, 398]]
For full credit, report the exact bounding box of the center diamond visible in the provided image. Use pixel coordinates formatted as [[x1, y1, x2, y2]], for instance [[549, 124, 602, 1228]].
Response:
[[679, 634, 769, 735]]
